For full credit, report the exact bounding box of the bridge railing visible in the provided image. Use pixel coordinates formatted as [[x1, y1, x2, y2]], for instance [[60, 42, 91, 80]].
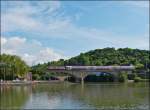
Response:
[[48, 66, 65, 70], [48, 66, 135, 71]]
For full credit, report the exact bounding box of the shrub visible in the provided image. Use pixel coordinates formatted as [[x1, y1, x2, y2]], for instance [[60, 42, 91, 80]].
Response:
[[32, 74, 40, 80], [134, 77, 142, 82], [128, 73, 136, 80], [118, 73, 127, 82]]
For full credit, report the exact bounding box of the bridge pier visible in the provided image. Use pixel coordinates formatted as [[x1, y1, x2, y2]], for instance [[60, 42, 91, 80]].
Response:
[[80, 72, 89, 84], [71, 71, 87, 84], [81, 77, 84, 84]]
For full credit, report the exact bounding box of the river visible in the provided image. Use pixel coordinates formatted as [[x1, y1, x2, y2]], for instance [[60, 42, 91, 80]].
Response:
[[0, 82, 149, 109]]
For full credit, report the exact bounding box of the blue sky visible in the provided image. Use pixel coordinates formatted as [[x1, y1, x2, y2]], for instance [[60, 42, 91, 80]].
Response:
[[1, 1, 149, 65]]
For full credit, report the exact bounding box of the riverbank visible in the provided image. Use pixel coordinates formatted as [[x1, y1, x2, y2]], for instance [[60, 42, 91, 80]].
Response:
[[0, 80, 64, 86], [0, 79, 149, 86]]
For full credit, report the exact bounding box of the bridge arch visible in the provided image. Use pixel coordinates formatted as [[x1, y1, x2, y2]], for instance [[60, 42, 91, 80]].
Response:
[[84, 72, 115, 82]]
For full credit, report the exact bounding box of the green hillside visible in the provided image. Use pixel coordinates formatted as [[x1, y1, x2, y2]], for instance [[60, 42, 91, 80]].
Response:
[[32, 48, 149, 74]]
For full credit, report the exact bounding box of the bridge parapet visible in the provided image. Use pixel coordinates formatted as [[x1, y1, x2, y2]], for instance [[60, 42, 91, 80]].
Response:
[[48, 66, 135, 72]]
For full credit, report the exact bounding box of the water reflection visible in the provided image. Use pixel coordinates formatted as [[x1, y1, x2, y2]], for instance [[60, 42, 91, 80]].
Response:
[[0, 85, 31, 109], [71, 83, 149, 109], [0, 82, 149, 109]]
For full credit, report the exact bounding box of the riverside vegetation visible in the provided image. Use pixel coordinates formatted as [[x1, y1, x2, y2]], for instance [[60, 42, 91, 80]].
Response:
[[0, 48, 149, 82]]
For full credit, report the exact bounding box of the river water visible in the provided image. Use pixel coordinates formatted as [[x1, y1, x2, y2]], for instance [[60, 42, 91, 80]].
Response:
[[0, 82, 149, 109]]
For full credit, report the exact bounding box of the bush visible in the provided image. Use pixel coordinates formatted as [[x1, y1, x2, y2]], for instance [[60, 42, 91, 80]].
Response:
[[118, 73, 127, 82], [32, 74, 40, 80], [128, 73, 136, 80], [141, 79, 150, 82], [134, 77, 142, 82]]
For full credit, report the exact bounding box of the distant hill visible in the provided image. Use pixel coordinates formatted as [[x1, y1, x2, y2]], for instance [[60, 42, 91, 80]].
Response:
[[32, 48, 150, 73]]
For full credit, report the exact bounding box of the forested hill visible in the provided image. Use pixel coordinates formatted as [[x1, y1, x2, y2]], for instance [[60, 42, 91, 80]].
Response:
[[32, 48, 150, 72]]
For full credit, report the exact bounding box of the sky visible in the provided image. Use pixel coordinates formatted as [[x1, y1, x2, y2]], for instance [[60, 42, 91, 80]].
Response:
[[1, 1, 149, 66]]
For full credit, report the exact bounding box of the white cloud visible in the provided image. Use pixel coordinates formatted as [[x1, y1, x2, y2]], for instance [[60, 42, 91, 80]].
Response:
[[35, 48, 63, 64], [22, 53, 36, 66], [8, 37, 26, 47], [1, 1, 61, 15], [1, 37, 7, 45], [1, 0, 61, 33], [123, 1, 149, 8], [1, 1, 149, 65], [2, 37, 66, 66], [1, 11, 42, 32]]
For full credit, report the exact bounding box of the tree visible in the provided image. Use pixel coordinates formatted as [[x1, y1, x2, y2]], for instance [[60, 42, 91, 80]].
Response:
[[77, 54, 90, 65], [135, 63, 144, 70], [0, 54, 29, 80]]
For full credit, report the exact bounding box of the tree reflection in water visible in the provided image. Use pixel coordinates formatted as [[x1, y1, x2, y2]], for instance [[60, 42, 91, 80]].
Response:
[[0, 82, 149, 109], [0, 85, 30, 109]]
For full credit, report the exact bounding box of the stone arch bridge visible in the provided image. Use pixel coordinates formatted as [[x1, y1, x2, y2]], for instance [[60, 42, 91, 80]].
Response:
[[47, 66, 135, 83]]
